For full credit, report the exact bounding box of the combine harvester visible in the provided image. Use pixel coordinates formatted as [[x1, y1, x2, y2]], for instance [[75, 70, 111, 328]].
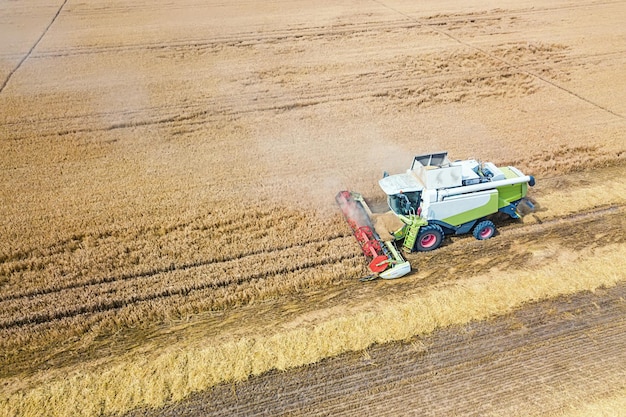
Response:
[[336, 151, 535, 280]]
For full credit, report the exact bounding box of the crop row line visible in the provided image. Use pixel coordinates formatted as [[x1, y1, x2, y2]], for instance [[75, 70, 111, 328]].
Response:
[[0, 250, 358, 330], [0, 233, 349, 303], [0, 208, 300, 264]]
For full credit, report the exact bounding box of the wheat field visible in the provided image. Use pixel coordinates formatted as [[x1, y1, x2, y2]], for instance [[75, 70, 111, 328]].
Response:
[[1, 0, 625, 416]]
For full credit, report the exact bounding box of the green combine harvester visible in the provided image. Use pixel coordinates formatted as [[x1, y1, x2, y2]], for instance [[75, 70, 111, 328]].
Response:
[[336, 151, 535, 280]]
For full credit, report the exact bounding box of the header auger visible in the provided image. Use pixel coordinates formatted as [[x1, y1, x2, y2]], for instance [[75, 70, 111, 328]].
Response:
[[337, 151, 535, 281], [335, 191, 411, 281]]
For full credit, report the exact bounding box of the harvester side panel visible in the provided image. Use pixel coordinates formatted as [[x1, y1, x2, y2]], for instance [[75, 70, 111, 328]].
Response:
[[430, 189, 499, 226]]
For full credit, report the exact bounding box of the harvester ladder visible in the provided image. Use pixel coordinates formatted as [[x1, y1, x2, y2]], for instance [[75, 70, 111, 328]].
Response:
[[403, 216, 425, 252]]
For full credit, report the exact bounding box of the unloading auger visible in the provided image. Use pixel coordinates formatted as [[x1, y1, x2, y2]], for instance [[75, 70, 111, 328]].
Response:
[[335, 190, 411, 280]]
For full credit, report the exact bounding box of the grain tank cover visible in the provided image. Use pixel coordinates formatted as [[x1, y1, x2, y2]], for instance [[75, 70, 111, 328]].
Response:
[[411, 152, 450, 168], [411, 152, 462, 189]]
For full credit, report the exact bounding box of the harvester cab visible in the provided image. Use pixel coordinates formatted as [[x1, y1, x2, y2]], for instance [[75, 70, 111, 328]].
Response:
[[337, 151, 535, 280]]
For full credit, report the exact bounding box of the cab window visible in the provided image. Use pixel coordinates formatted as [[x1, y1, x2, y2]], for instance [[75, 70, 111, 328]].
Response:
[[388, 191, 421, 215]]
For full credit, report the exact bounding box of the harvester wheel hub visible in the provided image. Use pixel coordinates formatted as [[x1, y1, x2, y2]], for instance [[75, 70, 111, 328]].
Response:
[[420, 233, 438, 248]]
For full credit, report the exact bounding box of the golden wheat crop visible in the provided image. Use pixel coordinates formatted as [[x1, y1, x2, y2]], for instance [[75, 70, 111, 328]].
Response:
[[1, 1, 625, 416], [0, 202, 367, 375]]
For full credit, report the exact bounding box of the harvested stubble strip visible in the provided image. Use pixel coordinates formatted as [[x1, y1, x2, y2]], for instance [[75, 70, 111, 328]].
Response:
[[537, 179, 626, 218], [2, 244, 625, 417]]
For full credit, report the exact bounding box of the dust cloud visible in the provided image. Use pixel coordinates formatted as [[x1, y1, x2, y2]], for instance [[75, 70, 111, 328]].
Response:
[[252, 115, 414, 216]]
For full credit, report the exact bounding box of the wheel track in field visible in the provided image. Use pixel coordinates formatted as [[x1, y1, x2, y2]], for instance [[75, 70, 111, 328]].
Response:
[[26, 0, 624, 59], [129, 283, 626, 417], [0, 231, 351, 312], [0, 201, 335, 272], [0, 203, 622, 332], [372, 0, 626, 120], [0, 206, 316, 270], [0, 237, 357, 330], [30, 18, 423, 58], [0, 230, 350, 303], [0, 0, 69, 94]]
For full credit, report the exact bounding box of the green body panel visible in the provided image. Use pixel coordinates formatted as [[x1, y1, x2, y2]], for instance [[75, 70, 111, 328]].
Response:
[[496, 183, 524, 207], [496, 167, 527, 208], [441, 192, 499, 226]]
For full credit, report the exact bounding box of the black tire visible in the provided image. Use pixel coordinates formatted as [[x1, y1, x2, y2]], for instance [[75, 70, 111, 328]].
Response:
[[415, 224, 444, 251], [473, 220, 496, 240]]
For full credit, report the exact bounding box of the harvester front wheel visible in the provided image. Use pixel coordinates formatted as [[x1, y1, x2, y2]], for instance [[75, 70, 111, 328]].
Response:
[[473, 220, 496, 240], [415, 224, 444, 252]]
